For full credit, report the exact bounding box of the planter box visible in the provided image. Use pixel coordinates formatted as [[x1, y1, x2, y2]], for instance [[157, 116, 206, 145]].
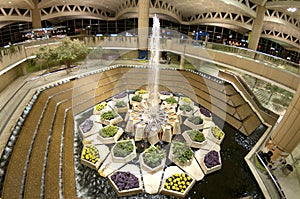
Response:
[[97, 126, 124, 144], [139, 151, 166, 174], [80, 145, 102, 170], [177, 107, 194, 117], [161, 100, 178, 109], [183, 117, 204, 130], [179, 97, 194, 106], [134, 90, 149, 99], [111, 139, 136, 163], [112, 93, 129, 102], [108, 164, 143, 197], [113, 102, 129, 113], [207, 125, 225, 145], [79, 119, 102, 138], [168, 143, 192, 167], [182, 130, 207, 149], [197, 150, 222, 175], [99, 112, 123, 125], [129, 94, 143, 106], [159, 93, 173, 100], [160, 166, 195, 198], [93, 104, 112, 115]]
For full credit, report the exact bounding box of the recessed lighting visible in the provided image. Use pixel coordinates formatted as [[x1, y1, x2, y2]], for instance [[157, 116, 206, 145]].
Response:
[[287, 7, 297, 12]]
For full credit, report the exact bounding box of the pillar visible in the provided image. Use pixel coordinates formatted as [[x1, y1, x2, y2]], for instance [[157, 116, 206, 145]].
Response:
[[266, 86, 300, 160], [248, 5, 266, 51], [32, 0, 42, 29], [179, 54, 185, 70], [138, 0, 150, 59]]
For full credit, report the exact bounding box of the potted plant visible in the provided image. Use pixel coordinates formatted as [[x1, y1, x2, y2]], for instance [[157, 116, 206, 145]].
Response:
[[161, 172, 195, 198], [135, 89, 148, 99], [80, 144, 101, 169], [178, 104, 194, 116], [159, 91, 172, 100], [162, 96, 178, 109], [130, 94, 143, 105], [108, 170, 142, 196], [113, 92, 128, 102], [140, 145, 166, 173], [209, 126, 225, 144], [200, 107, 212, 121], [79, 118, 96, 138], [112, 139, 136, 163], [93, 101, 109, 115], [169, 141, 193, 166], [202, 150, 222, 174], [97, 125, 124, 144], [99, 110, 122, 125], [179, 97, 193, 105], [183, 129, 206, 148], [184, 116, 204, 129], [114, 100, 129, 113]]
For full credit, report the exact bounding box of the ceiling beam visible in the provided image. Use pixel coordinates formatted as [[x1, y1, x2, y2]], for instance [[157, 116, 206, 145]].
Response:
[[24, 0, 35, 9], [250, 0, 267, 6], [266, 1, 300, 9]]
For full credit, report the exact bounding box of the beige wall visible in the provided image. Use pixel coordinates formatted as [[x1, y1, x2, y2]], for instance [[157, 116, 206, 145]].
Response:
[[0, 64, 23, 92]]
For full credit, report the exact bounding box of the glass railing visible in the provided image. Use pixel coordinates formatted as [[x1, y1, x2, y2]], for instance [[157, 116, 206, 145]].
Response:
[[1, 35, 300, 78], [253, 152, 286, 199]]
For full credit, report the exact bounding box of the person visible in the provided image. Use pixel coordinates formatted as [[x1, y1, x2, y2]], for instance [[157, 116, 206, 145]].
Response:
[[259, 150, 273, 166]]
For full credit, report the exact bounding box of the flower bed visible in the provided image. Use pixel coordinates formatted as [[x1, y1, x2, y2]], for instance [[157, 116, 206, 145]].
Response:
[[99, 110, 123, 125], [202, 150, 222, 174], [93, 102, 110, 115], [208, 125, 225, 144], [129, 94, 143, 105], [179, 97, 193, 106], [111, 139, 136, 163], [200, 107, 212, 121], [114, 100, 129, 113], [169, 141, 193, 166], [184, 116, 204, 129], [160, 168, 196, 198], [159, 91, 172, 100], [108, 170, 143, 197], [140, 145, 166, 173], [97, 125, 124, 144], [183, 129, 206, 148], [79, 118, 101, 138], [113, 92, 128, 102], [178, 104, 194, 116], [80, 144, 101, 169]]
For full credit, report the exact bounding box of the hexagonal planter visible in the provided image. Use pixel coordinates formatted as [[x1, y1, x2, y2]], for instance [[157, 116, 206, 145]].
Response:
[[161, 97, 178, 109], [135, 89, 149, 99], [129, 94, 143, 106], [200, 107, 212, 121], [182, 130, 207, 149], [97, 125, 124, 144], [113, 100, 129, 113], [108, 166, 143, 197], [179, 96, 193, 106], [160, 167, 196, 198], [99, 110, 123, 125], [93, 102, 111, 115], [112, 92, 129, 102], [111, 139, 136, 163], [159, 91, 172, 100], [177, 104, 194, 117], [184, 116, 204, 130], [79, 118, 102, 138], [80, 144, 101, 170], [208, 125, 225, 145], [199, 150, 222, 174], [139, 146, 166, 174], [168, 141, 193, 167]]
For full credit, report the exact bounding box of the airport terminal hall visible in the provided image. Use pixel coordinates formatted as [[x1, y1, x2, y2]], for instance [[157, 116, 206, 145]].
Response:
[[1, 0, 300, 198]]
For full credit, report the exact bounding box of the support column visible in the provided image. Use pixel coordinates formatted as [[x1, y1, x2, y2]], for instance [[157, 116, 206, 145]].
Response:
[[179, 54, 185, 70], [138, 0, 150, 59], [32, 0, 42, 29], [248, 5, 266, 50], [266, 85, 300, 160]]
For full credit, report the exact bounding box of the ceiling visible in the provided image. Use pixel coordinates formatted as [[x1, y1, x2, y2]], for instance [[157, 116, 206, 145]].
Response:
[[0, 0, 300, 50]]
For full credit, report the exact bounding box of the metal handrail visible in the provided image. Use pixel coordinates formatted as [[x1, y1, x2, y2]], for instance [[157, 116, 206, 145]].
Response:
[[255, 152, 286, 199]]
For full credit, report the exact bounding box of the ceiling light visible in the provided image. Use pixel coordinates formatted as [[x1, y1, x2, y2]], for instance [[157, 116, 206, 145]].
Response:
[[287, 7, 297, 12]]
